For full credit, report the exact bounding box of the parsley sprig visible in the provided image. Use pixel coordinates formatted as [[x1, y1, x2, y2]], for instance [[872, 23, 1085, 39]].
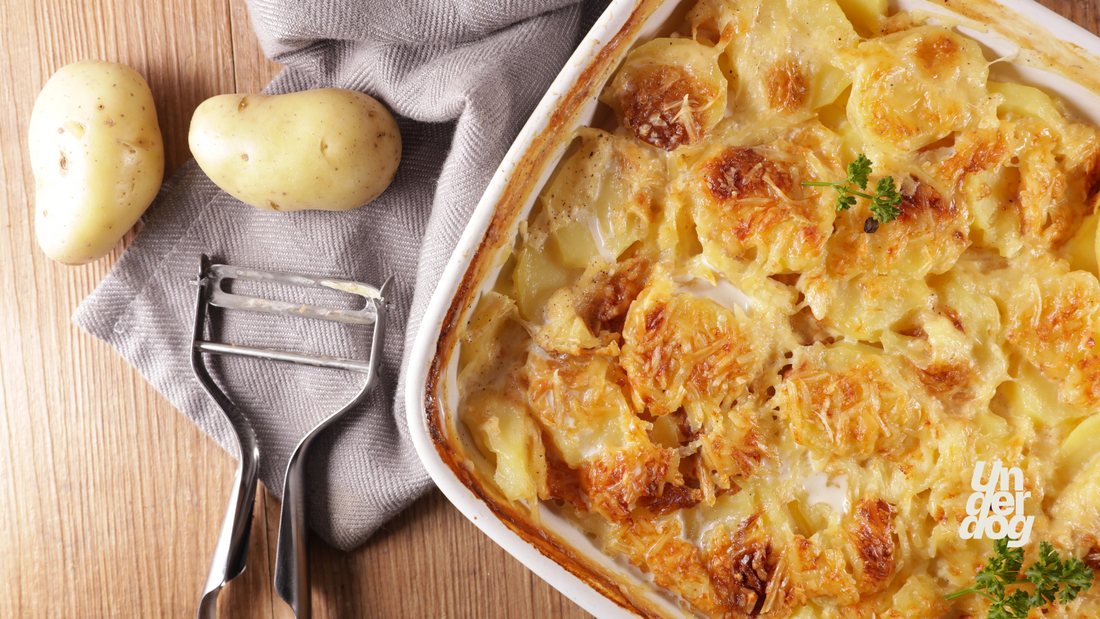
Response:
[[802, 154, 903, 228], [945, 539, 1095, 619]]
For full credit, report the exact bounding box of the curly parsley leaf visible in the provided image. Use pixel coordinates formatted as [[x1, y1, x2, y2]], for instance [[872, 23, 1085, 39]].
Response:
[[801, 154, 901, 228], [999, 589, 1032, 619], [1025, 542, 1094, 606], [870, 176, 902, 224], [847, 154, 872, 190], [946, 538, 1095, 619], [1027, 542, 1065, 606]]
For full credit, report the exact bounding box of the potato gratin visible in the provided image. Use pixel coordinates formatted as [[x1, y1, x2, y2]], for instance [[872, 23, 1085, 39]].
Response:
[[452, 1, 1100, 616]]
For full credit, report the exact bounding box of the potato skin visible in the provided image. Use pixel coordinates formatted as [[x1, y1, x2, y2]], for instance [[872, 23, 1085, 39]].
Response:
[[29, 60, 164, 264], [188, 89, 402, 212]]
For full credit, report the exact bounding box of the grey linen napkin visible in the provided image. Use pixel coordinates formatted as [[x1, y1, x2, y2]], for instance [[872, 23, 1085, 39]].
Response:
[[74, 0, 610, 552]]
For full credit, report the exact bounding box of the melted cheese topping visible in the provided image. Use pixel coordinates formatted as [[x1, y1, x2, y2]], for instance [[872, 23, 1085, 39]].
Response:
[[844, 26, 1001, 155], [680, 126, 841, 278], [453, 2, 1100, 617]]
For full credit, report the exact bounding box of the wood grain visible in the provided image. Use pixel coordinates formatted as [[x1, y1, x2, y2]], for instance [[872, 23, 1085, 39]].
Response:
[[0, 0, 592, 617], [0, 0, 1096, 617]]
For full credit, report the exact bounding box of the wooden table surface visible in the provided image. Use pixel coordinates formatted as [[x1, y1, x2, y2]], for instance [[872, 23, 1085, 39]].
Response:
[[2, 1, 1099, 618], [0, 0, 592, 617]]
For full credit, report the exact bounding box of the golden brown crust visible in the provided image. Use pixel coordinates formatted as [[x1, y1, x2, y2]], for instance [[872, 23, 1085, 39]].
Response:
[[582, 447, 680, 522], [618, 64, 718, 151], [776, 344, 932, 459], [765, 59, 808, 113], [847, 498, 897, 593], [825, 180, 969, 279], [621, 273, 760, 418], [638, 483, 703, 516], [702, 148, 794, 204], [707, 514, 777, 616], [1005, 263, 1100, 381], [786, 536, 859, 605], [573, 257, 651, 336], [543, 438, 587, 510], [911, 358, 973, 400], [912, 32, 961, 76], [685, 131, 840, 275]]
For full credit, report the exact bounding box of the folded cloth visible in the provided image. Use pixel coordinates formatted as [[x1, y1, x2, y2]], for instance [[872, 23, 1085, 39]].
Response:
[[73, 0, 610, 552]]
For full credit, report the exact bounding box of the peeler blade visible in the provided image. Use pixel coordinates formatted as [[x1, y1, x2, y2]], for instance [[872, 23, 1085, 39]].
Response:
[[204, 263, 384, 325]]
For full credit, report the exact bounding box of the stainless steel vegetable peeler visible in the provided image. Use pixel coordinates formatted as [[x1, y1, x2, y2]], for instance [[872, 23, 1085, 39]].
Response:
[[190, 254, 393, 619]]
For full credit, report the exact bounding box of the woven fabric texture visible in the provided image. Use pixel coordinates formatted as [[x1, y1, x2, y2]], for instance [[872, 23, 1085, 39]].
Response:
[[73, 0, 609, 551]]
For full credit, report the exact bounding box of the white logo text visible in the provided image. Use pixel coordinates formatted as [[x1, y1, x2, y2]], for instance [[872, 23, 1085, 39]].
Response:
[[958, 461, 1033, 548]]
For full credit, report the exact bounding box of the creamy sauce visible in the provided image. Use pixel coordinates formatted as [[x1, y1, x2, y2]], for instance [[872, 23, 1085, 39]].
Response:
[[577, 429, 602, 460], [673, 253, 754, 315], [777, 451, 851, 516], [674, 510, 692, 545], [802, 471, 850, 515], [678, 502, 713, 548], [587, 214, 617, 263], [675, 277, 753, 315]]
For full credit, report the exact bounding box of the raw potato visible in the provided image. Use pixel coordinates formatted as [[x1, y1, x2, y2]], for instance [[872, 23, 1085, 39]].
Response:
[[29, 60, 164, 264], [188, 89, 402, 212]]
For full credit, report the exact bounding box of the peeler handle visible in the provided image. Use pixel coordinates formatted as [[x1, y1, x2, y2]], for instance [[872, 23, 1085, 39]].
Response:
[[273, 290, 390, 619], [273, 434, 314, 619], [192, 254, 262, 619], [197, 441, 260, 619], [272, 363, 382, 619]]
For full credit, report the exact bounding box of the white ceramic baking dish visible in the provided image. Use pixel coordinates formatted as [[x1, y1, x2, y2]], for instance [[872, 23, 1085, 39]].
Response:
[[405, 1, 1100, 617]]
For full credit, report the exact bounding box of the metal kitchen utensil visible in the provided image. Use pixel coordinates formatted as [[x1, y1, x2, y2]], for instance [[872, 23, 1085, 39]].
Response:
[[273, 275, 391, 619], [191, 255, 261, 619], [189, 254, 393, 619]]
